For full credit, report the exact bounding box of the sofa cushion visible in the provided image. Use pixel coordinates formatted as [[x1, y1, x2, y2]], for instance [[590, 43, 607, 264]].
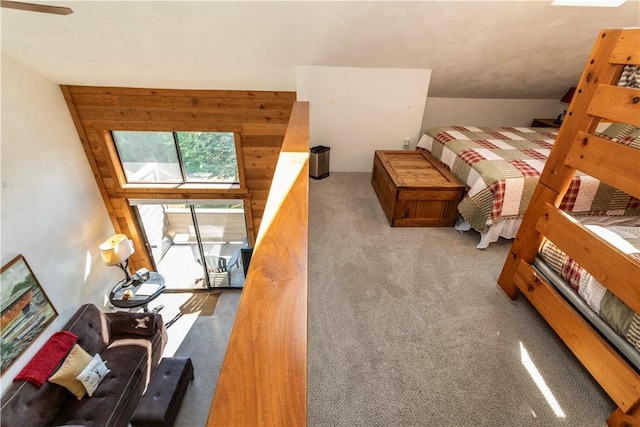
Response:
[[52, 367, 145, 427], [48, 344, 93, 400], [52, 336, 153, 427], [64, 304, 111, 356], [0, 381, 70, 427], [1, 304, 167, 427], [76, 353, 110, 397]]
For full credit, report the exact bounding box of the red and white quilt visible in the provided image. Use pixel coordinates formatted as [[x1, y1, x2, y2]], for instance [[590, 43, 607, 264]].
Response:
[[417, 126, 640, 232]]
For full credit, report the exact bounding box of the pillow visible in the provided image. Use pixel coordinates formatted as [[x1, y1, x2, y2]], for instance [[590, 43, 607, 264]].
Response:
[[108, 311, 156, 337], [48, 344, 92, 400], [598, 123, 640, 140], [76, 353, 110, 397]]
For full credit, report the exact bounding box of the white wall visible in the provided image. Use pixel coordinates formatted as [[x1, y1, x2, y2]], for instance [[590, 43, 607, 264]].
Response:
[[295, 65, 563, 172], [422, 97, 563, 130], [0, 54, 117, 393], [297, 66, 431, 172]]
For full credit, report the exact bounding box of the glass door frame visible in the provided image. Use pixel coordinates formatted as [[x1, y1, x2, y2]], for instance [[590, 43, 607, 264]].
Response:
[[129, 198, 247, 290]]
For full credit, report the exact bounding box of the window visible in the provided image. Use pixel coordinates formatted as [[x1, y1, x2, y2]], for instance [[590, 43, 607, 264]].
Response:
[[112, 131, 239, 184]]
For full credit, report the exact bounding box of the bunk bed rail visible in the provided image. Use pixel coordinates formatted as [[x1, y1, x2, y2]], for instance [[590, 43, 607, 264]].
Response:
[[565, 131, 640, 199], [537, 203, 640, 312], [498, 28, 640, 426], [512, 259, 640, 414]]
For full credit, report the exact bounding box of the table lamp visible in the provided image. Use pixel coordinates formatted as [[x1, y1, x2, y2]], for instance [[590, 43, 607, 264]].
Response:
[[99, 234, 135, 286], [554, 87, 576, 124]]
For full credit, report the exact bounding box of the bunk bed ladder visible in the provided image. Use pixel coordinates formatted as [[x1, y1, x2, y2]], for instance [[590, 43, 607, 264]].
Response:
[[497, 28, 640, 426]]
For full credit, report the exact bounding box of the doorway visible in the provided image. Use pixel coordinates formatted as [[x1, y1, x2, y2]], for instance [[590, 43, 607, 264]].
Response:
[[130, 199, 247, 290]]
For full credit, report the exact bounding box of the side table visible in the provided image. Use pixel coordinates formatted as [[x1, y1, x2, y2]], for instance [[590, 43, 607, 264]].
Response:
[[110, 272, 166, 312], [531, 118, 561, 128]]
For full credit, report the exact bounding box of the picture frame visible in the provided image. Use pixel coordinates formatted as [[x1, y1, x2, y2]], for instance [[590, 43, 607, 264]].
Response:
[[1, 255, 57, 374]]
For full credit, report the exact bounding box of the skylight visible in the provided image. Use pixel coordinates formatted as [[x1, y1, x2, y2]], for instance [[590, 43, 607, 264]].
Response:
[[551, 0, 627, 6]]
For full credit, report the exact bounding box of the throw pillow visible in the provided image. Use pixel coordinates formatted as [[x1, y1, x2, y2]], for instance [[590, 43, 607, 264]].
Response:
[[109, 311, 155, 336], [599, 123, 640, 140], [76, 353, 110, 397], [48, 344, 92, 400]]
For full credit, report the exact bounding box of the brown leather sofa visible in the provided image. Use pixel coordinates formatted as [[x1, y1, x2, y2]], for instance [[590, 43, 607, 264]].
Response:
[[0, 303, 167, 427]]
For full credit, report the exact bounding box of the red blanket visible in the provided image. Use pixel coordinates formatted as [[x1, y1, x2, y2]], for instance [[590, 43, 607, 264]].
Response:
[[14, 331, 77, 387]]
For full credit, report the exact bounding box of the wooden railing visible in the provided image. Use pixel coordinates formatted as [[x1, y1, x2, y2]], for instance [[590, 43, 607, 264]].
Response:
[[207, 102, 309, 426]]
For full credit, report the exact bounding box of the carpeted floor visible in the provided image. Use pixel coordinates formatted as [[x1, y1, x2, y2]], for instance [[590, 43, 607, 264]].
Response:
[[150, 171, 615, 427], [307, 172, 614, 426], [163, 292, 219, 328]]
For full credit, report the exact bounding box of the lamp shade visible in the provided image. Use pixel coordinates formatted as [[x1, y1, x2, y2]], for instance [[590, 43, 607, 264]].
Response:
[[561, 87, 576, 103], [99, 234, 134, 266]]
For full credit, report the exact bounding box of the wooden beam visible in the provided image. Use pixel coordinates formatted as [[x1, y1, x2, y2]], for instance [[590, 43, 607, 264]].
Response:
[[106, 187, 248, 199], [66, 85, 297, 100], [565, 131, 640, 200], [497, 184, 561, 299], [609, 28, 640, 65], [541, 29, 624, 194], [208, 102, 309, 427], [588, 85, 640, 126], [535, 203, 640, 313], [514, 260, 640, 414]]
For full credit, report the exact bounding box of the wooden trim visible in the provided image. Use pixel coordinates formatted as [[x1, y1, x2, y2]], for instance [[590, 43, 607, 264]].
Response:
[[235, 132, 247, 190], [208, 102, 309, 427], [499, 28, 640, 425], [608, 407, 640, 426], [498, 28, 632, 297], [84, 121, 245, 132], [609, 28, 640, 65], [497, 184, 561, 298], [106, 188, 248, 199], [61, 85, 296, 272], [101, 130, 128, 188], [565, 131, 640, 200], [535, 203, 640, 313], [588, 85, 640, 126], [60, 86, 121, 234], [514, 260, 640, 413], [242, 196, 255, 247], [65, 85, 297, 99], [540, 29, 624, 194]]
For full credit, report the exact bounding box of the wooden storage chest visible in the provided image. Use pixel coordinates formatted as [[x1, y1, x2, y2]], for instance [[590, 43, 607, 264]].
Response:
[[371, 150, 465, 227]]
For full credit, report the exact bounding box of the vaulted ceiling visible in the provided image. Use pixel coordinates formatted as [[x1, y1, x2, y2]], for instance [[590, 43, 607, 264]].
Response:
[[1, 1, 638, 99]]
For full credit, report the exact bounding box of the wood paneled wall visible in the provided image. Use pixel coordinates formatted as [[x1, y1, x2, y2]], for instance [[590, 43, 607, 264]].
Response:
[[61, 85, 296, 271]]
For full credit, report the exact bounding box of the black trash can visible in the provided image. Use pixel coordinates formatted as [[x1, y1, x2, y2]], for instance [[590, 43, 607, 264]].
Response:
[[310, 145, 330, 179]]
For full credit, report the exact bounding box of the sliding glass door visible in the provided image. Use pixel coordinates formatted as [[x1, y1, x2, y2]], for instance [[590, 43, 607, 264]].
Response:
[[130, 199, 247, 290]]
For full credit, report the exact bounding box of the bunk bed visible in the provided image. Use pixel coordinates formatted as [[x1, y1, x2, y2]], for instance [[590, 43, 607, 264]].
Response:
[[416, 125, 640, 248], [498, 28, 640, 426]]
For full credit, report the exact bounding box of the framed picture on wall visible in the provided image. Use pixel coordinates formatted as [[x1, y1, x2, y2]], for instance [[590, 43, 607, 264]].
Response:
[[1, 255, 57, 374]]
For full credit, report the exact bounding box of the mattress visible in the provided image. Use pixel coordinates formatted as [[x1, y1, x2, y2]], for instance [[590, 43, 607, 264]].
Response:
[[537, 225, 640, 369]]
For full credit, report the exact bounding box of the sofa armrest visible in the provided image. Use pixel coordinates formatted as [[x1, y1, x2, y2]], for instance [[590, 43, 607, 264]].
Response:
[[106, 311, 164, 338]]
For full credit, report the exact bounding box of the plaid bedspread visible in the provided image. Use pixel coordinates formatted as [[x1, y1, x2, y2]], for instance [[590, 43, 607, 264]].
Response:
[[539, 226, 640, 353], [417, 126, 640, 232]]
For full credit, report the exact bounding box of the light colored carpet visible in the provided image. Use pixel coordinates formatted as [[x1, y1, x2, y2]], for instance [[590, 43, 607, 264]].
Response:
[[163, 292, 219, 329], [152, 291, 241, 427], [307, 172, 614, 426]]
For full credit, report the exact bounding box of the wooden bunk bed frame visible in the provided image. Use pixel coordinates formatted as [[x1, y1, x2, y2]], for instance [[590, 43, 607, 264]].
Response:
[[498, 28, 640, 426]]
